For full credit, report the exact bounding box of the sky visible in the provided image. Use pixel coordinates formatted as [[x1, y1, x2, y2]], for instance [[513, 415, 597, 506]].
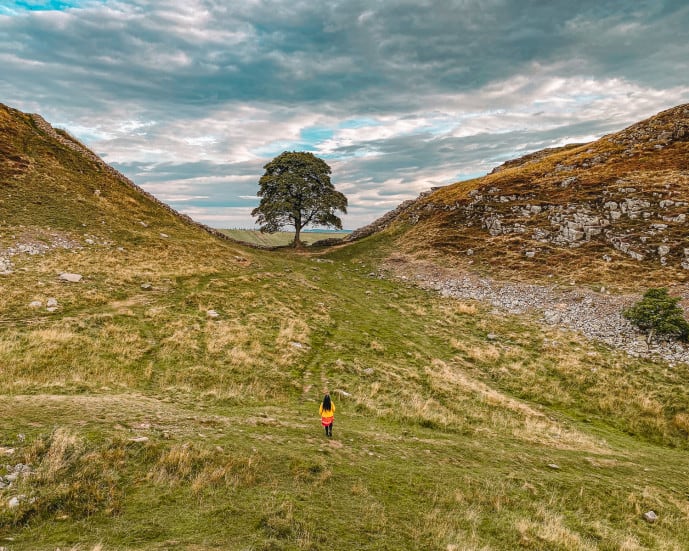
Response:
[[2, 1, 689, 229]]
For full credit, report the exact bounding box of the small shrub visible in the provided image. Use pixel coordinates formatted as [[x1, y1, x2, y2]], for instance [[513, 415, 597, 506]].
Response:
[[623, 288, 689, 343]]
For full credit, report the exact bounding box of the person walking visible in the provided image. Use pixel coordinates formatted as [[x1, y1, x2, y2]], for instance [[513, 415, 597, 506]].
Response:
[[319, 393, 335, 437]]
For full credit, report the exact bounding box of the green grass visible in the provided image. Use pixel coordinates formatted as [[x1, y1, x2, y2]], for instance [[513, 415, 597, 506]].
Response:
[[1, 231, 689, 550], [220, 229, 349, 247]]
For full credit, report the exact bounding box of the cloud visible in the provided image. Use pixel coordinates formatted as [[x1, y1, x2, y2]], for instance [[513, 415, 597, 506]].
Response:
[[2, 1, 689, 228]]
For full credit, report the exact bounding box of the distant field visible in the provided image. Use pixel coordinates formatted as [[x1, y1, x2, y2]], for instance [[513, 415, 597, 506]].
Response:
[[220, 229, 349, 246]]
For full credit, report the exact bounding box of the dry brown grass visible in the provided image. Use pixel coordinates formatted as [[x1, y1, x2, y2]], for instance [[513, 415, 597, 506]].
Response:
[[149, 442, 262, 493], [672, 412, 689, 432], [515, 507, 597, 551], [425, 358, 609, 452]]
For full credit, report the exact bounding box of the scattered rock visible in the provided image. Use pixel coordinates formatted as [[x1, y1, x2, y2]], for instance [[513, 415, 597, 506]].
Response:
[[642, 510, 658, 523], [85, 238, 95, 245], [547, 463, 560, 470], [28, 300, 42, 308], [8, 496, 20, 508], [289, 341, 305, 349], [0, 447, 15, 456], [363, 368, 375, 375], [0, 257, 13, 275], [46, 297, 58, 308], [543, 310, 561, 325], [141, 283, 152, 291], [334, 389, 351, 398], [396, 263, 689, 366], [486, 333, 498, 341], [59, 273, 82, 283], [128, 436, 149, 443], [206, 310, 220, 318], [160, 233, 169, 238]]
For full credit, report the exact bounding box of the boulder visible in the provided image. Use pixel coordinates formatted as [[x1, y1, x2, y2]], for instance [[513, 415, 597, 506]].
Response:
[[642, 510, 657, 523], [59, 273, 82, 283]]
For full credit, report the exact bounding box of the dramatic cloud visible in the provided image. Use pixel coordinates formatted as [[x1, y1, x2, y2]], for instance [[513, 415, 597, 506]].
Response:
[[2, 0, 689, 228]]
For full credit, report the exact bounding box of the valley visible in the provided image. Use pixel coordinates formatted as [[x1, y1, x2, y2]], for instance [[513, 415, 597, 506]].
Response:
[[1, 103, 689, 550]]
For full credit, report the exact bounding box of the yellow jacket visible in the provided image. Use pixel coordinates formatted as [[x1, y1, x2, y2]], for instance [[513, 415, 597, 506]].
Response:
[[319, 402, 335, 418]]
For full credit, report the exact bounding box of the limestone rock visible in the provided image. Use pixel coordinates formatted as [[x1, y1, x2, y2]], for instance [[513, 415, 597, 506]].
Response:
[[0, 257, 13, 275], [642, 510, 657, 523], [59, 273, 82, 283]]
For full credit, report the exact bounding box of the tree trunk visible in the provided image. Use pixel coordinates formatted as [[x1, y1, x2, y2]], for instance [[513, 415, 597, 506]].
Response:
[[293, 224, 303, 248]]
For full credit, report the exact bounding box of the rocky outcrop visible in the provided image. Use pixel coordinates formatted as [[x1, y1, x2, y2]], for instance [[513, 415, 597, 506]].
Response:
[[609, 104, 689, 148], [394, 175, 689, 268]]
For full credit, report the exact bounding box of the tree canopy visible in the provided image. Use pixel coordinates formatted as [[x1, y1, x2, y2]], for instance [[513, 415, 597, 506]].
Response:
[[623, 287, 689, 344], [251, 151, 348, 247]]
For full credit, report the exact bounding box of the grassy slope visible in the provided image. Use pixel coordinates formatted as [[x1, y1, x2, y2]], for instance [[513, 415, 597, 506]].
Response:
[[2, 104, 689, 549], [2, 233, 689, 550]]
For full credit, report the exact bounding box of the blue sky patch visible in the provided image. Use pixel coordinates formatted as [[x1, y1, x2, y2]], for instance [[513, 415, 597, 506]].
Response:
[[1, 0, 87, 14], [338, 118, 381, 129], [299, 126, 334, 145]]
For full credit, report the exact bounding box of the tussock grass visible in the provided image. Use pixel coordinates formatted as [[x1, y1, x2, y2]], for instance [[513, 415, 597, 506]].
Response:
[[149, 442, 260, 493]]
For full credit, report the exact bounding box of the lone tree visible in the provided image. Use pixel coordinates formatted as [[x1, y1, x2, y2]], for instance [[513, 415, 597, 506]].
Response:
[[252, 151, 348, 247], [623, 287, 689, 344]]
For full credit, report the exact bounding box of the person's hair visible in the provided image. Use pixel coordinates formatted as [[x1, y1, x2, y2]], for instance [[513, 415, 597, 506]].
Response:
[[322, 394, 332, 412]]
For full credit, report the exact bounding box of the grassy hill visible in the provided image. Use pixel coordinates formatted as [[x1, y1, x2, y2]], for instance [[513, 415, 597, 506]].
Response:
[[1, 104, 689, 550], [357, 104, 689, 291]]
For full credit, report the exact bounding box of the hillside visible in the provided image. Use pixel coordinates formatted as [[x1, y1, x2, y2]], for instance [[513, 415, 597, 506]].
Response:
[[2, 105, 689, 550], [354, 103, 689, 290]]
